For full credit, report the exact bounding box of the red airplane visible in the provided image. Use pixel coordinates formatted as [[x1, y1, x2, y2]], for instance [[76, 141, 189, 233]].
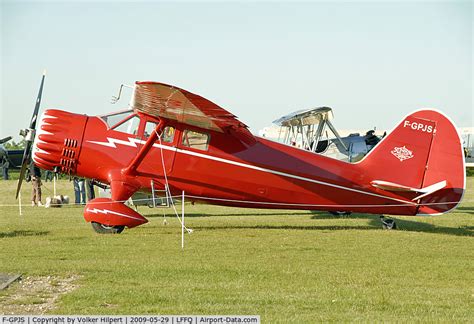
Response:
[[16, 74, 465, 233]]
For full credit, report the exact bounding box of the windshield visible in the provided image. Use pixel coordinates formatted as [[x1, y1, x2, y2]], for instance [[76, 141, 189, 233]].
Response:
[[112, 115, 141, 135], [99, 110, 133, 128]]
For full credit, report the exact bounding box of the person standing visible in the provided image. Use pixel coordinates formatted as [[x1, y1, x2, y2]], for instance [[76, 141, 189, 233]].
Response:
[[73, 177, 86, 204], [44, 170, 53, 182], [30, 163, 42, 206], [1, 156, 9, 180], [86, 179, 95, 201]]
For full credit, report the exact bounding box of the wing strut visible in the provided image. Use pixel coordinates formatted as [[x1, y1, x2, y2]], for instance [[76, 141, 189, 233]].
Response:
[[124, 120, 164, 175]]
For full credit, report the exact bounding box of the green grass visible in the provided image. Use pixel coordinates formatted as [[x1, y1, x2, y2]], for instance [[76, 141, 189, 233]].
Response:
[[0, 178, 473, 322], [467, 167, 474, 177]]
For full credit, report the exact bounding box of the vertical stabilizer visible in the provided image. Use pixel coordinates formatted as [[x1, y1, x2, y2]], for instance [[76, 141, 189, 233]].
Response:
[[360, 109, 465, 215]]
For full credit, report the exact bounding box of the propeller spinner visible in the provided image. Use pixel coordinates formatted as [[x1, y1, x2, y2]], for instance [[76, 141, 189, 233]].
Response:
[[15, 72, 46, 199]]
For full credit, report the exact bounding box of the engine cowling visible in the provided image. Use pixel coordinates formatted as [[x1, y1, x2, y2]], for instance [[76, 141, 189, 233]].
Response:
[[33, 109, 88, 174]]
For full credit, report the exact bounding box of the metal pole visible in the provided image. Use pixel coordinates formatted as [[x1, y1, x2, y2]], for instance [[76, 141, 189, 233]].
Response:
[[53, 175, 56, 196], [151, 179, 156, 208], [19, 192, 22, 216], [181, 190, 185, 250]]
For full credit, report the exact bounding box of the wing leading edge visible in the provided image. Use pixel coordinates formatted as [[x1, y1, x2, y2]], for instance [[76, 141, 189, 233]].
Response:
[[131, 82, 252, 138]]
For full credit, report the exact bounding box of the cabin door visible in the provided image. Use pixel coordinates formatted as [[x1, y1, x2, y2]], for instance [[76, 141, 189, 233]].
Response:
[[142, 120, 176, 175]]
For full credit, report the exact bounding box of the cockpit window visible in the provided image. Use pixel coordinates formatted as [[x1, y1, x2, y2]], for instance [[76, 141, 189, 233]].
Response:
[[112, 115, 141, 135], [100, 110, 133, 128], [182, 130, 209, 150]]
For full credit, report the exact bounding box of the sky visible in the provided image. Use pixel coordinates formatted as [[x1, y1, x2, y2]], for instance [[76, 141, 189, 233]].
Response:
[[1, 1, 472, 142]]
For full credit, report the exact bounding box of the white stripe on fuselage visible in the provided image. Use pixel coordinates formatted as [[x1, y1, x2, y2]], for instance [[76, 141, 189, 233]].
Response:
[[87, 137, 417, 206]]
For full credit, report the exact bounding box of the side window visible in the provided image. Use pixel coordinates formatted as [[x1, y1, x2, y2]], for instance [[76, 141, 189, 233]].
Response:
[[112, 116, 140, 135], [162, 126, 175, 143], [182, 130, 210, 151]]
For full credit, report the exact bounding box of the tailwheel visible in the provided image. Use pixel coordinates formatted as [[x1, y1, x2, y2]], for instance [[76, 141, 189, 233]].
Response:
[[91, 222, 125, 234], [380, 216, 397, 230], [329, 211, 352, 216]]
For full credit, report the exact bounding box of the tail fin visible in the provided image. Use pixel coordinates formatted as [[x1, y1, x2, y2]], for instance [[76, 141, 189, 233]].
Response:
[[360, 109, 465, 215]]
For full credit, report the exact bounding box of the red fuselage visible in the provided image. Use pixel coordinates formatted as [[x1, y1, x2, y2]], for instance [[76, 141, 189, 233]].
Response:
[[32, 108, 465, 217]]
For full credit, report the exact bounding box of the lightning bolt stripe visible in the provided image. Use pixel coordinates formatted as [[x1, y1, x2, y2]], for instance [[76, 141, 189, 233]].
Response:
[[87, 137, 143, 148], [86, 207, 143, 221]]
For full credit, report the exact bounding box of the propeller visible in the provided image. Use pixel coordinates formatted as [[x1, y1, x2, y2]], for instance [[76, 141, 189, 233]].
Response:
[[0, 136, 12, 144], [15, 72, 46, 199]]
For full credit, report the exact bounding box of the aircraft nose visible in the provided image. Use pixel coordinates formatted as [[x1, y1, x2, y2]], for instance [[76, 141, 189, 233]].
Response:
[[32, 109, 88, 174]]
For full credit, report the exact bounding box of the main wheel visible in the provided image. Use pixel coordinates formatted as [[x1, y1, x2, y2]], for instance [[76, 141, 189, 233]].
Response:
[[91, 222, 125, 234]]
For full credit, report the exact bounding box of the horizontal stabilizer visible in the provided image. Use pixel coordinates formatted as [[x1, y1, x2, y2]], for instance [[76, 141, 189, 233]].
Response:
[[371, 180, 447, 201]]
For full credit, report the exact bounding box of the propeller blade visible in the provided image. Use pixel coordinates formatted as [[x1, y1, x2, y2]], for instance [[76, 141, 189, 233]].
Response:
[[0, 136, 12, 144], [15, 72, 46, 199], [30, 72, 46, 130], [15, 147, 30, 199]]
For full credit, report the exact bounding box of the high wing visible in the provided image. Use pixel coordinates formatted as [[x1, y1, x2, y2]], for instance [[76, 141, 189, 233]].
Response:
[[273, 107, 334, 127], [131, 81, 252, 139]]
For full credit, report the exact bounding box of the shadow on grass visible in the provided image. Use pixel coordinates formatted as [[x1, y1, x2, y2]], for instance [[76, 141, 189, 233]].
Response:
[[383, 218, 473, 237], [193, 219, 473, 236], [453, 206, 474, 214], [195, 225, 374, 231], [146, 212, 311, 218], [311, 212, 474, 237], [146, 209, 474, 236], [0, 230, 49, 239], [310, 212, 376, 220]]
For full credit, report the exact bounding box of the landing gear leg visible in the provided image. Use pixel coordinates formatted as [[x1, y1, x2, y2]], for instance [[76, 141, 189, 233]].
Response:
[[380, 216, 397, 230]]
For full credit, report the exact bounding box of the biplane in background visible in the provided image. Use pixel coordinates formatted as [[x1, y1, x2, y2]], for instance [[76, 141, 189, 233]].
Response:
[[0, 136, 23, 170], [16, 74, 465, 233], [271, 107, 382, 162]]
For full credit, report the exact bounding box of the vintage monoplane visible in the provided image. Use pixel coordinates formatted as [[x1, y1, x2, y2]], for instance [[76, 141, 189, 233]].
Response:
[[16, 74, 465, 233]]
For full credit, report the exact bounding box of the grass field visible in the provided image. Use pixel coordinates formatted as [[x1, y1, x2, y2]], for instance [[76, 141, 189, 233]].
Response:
[[0, 178, 473, 322]]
